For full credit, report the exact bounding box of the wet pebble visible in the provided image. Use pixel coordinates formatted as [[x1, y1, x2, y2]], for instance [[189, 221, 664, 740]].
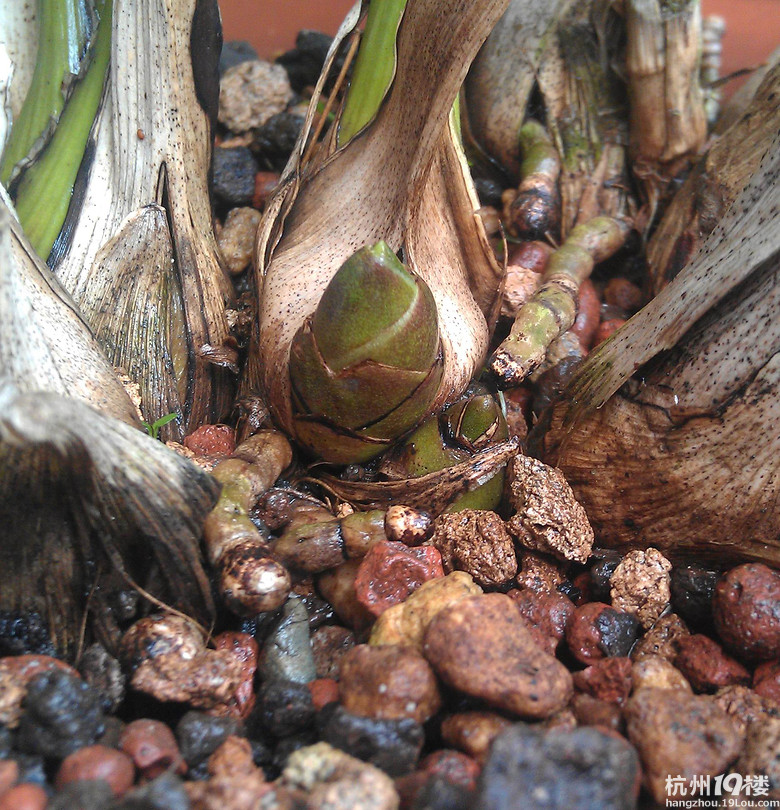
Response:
[[355, 541, 444, 617], [477, 723, 640, 810], [183, 423, 236, 459], [423, 593, 573, 719], [572, 657, 633, 705], [674, 633, 751, 692], [212, 145, 258, 206], [670, 564, 718, 629], [609, 547, 672, 629], [587, 550, 623, 603], [714, 563, 780, 661], [310, 625, 356, 680], [119, 719, 186, 780], [625, 688, 743, 803], [338, 644, 441, 724], [570, 278, 601, 350], [430, 511, 517, 589], [260, 595, 317, 685], [176, 711, 242, 768], [439, 712, 513, 765], [17, 669, 104, 759], [317, 704, 424, 777], [317, 559, 375, 634], [55, 744, 135, 796], [218, 59, 293, 133], [383, 505, 434, 547], [507, 588, 575, 654], [565, 602, 640, 664]]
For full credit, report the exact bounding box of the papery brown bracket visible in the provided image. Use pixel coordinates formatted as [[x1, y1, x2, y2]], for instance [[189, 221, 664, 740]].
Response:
[[319, 437, 520, 515]]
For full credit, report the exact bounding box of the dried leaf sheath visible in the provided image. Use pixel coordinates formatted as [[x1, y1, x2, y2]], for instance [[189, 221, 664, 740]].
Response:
[[255, 0, 510, 441]]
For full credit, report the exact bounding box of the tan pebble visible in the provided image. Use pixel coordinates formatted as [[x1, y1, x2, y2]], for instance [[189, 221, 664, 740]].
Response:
[[218, 60, 293, 132], [216, 208, 262, 276], [440, 712, 513, 764], [369, 571, 482, 650], [610, 548, 672, 629], [317, 559, 375, 633], [208, 735, 259, 779], [631, 613, 690, 662], [384, 505, 434, 546], [712, 685, 780, 740], [56, 745, 135, 796], [431, 510, 517, 588], [423, 593, 573, 719], [571, 693, 624, 733], [338, 645, 441, 723], [734, 716, 780, 797], [0, 784, 47, 810], [631, 655, 692, 693], [625, 688, 742, 803]]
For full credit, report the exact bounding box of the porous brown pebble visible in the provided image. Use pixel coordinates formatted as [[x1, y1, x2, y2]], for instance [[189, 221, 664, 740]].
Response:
[[674, 634, 751, 692], [734, 716, 780, 798], [310, 625, 356, 680], [571, 693, 624, 733], [430, 510, 517, 588], [712, 685, 780, 740], [383, 505, 434, 546], [508, 588, 575, 654], [355, 541, 444, 617], [572, 657, 633, 705], [423, 593, 573, 719], [216, 207, 262, 276], [338, 644, 441, 724], [631, 655, 692, 693], [0, 784, 48, 810], [625, 688, 743, 803], [369, 571, 482, 650], [565, 602, 640, 664], [55, 745, 135, 796], [714, 563, 780, 661], [218, 60, 293, 132], [211, 632, 259, 719], [183, 424, 236, 460], [119, 719, 186, 780], [506, 455, 594, 563], [631, 613, 690, 662], [609, 547, 672, 629], [514, 550, 567, 593], [439, 712, 513, 764]]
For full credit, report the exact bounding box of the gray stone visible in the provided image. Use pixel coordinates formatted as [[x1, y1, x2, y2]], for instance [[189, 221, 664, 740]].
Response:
[[260, 595, 317, 684]]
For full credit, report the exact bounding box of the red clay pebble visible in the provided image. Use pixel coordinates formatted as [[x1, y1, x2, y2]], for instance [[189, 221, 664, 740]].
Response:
[[0, 784, 48, 810], [603, 277, 643, 312], [308, 678, 340, 711], [506, 240, 553, 273], [423, 593, 573, 719], [355, 541, 444, 617], [593, 317, 625, 346], [754, 660, 780, 703], [572, 657, 633, 705], [419, 750, 481, 791], [0, 761, 18, 796], [508, 588, 575, 654], [119, 719, 186, 779], [674, 634, 751, 692], [439, 711, 513, 764], [566, 602, 640, 664], [55, 744, 135, 796], [212, 632, 259, 719], [570, 278, 601, 350], [571, 693, 624, 734], [338, 644, 441, 724], [253, 170, 281, 209], [183, 424, 236, 460], [714, 563, 780, 661]]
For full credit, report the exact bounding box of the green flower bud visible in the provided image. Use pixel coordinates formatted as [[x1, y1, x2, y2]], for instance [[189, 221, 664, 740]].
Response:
[[290, 241, 443, 463]]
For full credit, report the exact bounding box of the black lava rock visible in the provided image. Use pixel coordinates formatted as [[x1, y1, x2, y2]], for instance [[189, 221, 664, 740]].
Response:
[[48, 780, 115, 810], [0, 611, 55, 656], [317, 704, 424, 777], [270, 727, 319, 776], [15, 752, 47, 785], [472, 175, 505, 208], [220, 39, 259, 76], [17, 669, 105, 759], [0, 724, 12, 757], [212, 146, 257, 206], [477, 724, 640, 810], [254, 112, 305, 172], [276, 30, 333, 92], [255, 679, 315, 737], [671, 564, 718, 629], [114, 773, 191, 810], [175, 710, 241, 767], [78, 643, 126, 714], [413, 775, 476, 810], [595, 608, 640, 658], [589, 551, 624, 603]]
